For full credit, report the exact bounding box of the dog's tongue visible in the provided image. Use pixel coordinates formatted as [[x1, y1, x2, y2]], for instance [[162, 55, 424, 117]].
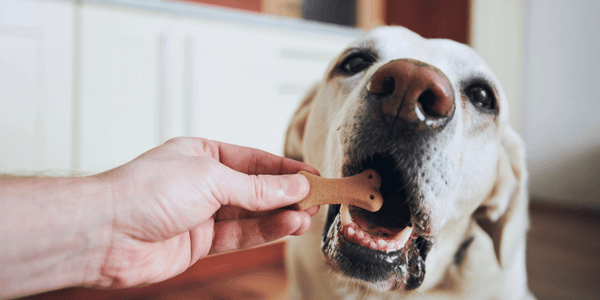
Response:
[[354, 214, 402, 236], [340, 204, 414, 252]]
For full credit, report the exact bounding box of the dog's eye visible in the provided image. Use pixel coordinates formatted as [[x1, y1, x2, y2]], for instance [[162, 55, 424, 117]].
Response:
[[338, 53, 374, 75], [466, 85, 497, 112]]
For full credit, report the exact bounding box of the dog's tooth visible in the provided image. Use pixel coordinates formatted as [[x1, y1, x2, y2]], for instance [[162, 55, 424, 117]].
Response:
[[393, 226, 414, 247], [370, 241, 377, 249], [347, 227, 355, 236], [387, 242, 397, 250], [356, 230, 365, 239], [377, 239, 387, 248], [340, 204, 352, 226]]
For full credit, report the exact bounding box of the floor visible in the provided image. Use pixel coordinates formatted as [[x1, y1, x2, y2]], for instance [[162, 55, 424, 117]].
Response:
[[149, 265, 288, 300], [526, 204, 600, 300], [22, 203, 600, 300]]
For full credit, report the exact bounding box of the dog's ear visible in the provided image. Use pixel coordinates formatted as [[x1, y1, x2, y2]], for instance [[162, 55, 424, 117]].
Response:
[[284, 86, 318, 162], [474, 126, 529, 267]]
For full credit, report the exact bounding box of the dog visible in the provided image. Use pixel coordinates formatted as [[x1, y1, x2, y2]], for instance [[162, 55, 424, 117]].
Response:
[[284, 26, 535, 299]]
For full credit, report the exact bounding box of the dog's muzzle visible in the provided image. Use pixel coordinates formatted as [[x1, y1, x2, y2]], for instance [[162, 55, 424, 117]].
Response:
[[322, 59, 455, 290]]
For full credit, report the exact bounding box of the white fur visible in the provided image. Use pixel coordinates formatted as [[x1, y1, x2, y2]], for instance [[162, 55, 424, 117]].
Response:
[[284, 27, 535, 300]]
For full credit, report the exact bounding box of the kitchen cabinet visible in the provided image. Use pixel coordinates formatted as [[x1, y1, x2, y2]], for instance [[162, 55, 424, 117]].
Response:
[[0, 0, 74, 174], [0, 0, 358, 174]]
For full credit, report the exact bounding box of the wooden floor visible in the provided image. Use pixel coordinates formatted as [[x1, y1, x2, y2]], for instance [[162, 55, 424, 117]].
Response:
[[526, 204, 600, 300], [22, 203, 600, 300]]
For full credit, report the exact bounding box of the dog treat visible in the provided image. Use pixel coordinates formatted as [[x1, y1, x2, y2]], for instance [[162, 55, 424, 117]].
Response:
[[294, 169, 383, 212]]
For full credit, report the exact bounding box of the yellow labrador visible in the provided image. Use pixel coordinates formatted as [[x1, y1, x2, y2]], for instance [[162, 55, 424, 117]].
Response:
[[284, 26, 535, 300]]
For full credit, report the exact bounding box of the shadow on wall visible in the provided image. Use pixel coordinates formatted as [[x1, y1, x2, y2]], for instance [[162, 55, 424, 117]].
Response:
[[529, 145, 600, 209], [523, 0, 600, 211]]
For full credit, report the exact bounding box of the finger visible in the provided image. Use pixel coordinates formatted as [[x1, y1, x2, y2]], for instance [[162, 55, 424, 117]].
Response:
[[215, 205, 302, 222], [208, 210, 304, 254], [188, 218, 215, 265], [215, 205, 320, 221], [304, 205, 320, 217], [216, 141, 319, 176], [214, 205, 247, 221], [214, 206, 274, 221], [291, 210, 313, 236], [215, 167, 310, 211], [152, 137, 320, 176]]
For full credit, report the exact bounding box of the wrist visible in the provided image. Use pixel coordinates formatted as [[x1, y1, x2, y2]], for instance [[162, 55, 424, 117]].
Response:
[[0, 175, 115, 298], [35, 175, 116, 289], [78, 173, 118, 288]]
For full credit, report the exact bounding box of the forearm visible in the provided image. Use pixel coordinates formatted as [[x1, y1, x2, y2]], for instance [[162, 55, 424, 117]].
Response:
[[0, 175, 114, 298]]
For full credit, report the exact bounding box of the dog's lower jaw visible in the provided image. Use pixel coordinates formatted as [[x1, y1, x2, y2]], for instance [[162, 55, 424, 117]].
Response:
[[321, 211, 430, 292]]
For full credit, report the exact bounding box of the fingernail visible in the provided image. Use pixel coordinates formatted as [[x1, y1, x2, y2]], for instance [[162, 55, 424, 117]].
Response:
[[280, 174, 309, 197]]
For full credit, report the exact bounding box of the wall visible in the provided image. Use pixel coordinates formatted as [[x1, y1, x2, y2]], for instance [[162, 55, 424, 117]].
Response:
[[470, 0, 525, 134], [522, 0, 600, 209]]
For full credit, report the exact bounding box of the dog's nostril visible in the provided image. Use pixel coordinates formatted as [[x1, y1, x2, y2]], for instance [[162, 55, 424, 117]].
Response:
[[368, 59, 455, 130], [367, 76, 395, 96], [418, 89, 442, 118]]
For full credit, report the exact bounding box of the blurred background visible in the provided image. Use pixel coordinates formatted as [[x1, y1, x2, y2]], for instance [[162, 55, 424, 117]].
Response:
[[1, 0, 598, 299]]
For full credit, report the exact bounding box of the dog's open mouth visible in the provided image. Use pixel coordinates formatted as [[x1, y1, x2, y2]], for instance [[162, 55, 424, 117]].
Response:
[[322, 154, 433, 290]]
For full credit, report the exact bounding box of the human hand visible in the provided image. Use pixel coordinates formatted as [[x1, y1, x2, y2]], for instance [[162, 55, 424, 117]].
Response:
[[94, 137, 319, 288]]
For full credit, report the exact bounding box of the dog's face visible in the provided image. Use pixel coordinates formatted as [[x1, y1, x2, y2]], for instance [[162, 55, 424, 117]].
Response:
[[286, 26, 516, 293]]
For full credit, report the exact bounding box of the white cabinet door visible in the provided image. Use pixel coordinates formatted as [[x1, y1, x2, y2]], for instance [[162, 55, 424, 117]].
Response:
[[0, 0, 73, 174], [78, 4, 167, 172], [0, 0, 355, 174], [77, 3, 355, 173], [181, 19, 354, 156]]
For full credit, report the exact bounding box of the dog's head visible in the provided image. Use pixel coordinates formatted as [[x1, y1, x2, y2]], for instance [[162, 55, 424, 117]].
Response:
[[285, 26, 526, 292]]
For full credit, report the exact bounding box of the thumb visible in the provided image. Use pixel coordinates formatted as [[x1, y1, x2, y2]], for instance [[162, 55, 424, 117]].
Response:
[[216, 168, 310, 211]]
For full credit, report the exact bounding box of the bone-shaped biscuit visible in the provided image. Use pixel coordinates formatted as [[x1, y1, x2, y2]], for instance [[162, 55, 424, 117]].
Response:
[[294, 169, 383, 212]]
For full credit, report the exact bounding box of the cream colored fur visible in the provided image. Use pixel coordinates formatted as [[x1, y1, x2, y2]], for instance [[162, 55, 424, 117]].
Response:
[[284, 27, 535, 300]]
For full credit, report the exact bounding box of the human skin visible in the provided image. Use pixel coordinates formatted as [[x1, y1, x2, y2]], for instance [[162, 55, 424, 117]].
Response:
[[0, 137, 319, 298]]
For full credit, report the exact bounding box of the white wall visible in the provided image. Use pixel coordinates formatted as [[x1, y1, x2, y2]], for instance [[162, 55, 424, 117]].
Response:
[[522, 0, 600, 208], [470, 0, 525, 133]]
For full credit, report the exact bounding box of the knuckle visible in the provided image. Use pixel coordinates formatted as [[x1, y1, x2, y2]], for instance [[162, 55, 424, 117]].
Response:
[[164, 137, 213, 156], [233, 226, 246, 249], [164, 136, 186, 145], [248, 175, 271, 211]]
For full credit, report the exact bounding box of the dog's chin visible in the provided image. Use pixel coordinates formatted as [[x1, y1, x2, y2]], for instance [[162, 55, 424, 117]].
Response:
[[321, 154, 434, 291]]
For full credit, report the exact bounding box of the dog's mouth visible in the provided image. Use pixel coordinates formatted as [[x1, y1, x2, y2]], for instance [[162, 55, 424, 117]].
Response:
[[322, 154, 433, 291]]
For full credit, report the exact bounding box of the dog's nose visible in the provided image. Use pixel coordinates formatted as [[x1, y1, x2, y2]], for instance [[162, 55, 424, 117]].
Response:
[[367, 59, 454, 130]]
